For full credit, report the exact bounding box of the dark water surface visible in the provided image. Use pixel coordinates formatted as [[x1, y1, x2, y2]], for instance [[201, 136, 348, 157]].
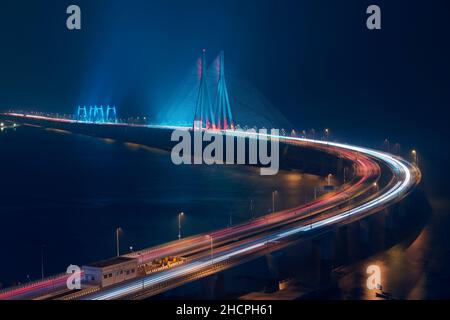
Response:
[[1, 125, 448, 300], [0, 125, 325, 287]]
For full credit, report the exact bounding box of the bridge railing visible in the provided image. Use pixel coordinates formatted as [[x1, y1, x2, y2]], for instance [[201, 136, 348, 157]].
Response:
[[0, 272, 69, 299]]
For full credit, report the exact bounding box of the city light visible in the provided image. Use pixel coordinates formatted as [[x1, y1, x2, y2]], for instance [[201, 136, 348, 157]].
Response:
[[178, 212, 185, 240]]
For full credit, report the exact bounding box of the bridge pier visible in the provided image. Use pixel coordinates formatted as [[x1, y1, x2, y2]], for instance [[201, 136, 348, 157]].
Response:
[[359, 218, 370, 245], [199, 272, 227, 299], [264, 251, 283, 292], [385, 208, 397, 244], [334, 225, 349, 266], [339, 222, 361, 263], [311, 232, 335, 286], [265, 251, 282, 280], [336, 157, 344, 180], [201, 274, 219, 300], [371, 212, 387, 252]]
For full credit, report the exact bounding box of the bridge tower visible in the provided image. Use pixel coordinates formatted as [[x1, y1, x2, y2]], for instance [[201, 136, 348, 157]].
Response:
[[106, 105, 118, 123], [193, 49, 215, 130], [88, 105, 105, 123], [213, 51, 234, 130], [94, 105, 105, 123], [77, 105, 88, 122], [88, 105, 95, 122]]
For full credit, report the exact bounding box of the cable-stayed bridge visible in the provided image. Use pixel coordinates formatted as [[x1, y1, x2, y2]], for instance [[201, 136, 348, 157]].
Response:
[[0, 49, 421, 300]]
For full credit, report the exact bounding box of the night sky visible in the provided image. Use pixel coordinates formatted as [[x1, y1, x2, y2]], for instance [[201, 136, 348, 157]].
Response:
[[1, 0, 450, 195]]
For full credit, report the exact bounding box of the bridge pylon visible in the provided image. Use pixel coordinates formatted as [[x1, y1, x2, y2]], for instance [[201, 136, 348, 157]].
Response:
[[88, 106, 95, 122], [93, 105, 105, 123], [106, 105, 118, 123], [77, 105, 88, 122], [213, 51, 234, 130], [193, 49, 215, 130]]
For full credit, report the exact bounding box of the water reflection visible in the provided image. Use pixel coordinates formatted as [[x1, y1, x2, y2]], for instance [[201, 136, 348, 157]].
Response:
[[0, 126, 330, 287]]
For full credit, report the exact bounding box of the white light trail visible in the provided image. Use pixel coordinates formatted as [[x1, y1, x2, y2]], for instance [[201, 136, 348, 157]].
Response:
[[87, 129, 418, 300]]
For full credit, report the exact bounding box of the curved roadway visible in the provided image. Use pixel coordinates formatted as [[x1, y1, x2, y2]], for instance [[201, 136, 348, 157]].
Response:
[[0, 117, 421, 300], [85, 129, 421, 300]]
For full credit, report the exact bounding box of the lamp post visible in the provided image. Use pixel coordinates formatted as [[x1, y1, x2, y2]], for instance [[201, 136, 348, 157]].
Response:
[[178, 212, 184, 240], [41, 245, 45, 280], [411, 150, 418, 166], [272, 190, 278, 213], [327, 174, 333, 186], [384, 139, 390, 153], [116, 227, 122, 257]]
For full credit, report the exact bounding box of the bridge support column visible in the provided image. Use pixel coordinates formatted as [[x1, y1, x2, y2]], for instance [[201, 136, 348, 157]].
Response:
[[334, 225, 349, 266], [201, 274, 219, 300], [264, 251, 283, 292], [371, 212, 387, 252], [311, 232, 335, 286], [385, 208, 394, 230], [265, 252, 282, 280], [213, 273, 226, 298], [385, 208, 396, 244], [337, 157, 344, 180], [357, 213, 387, 257], [358, 219, 371, 257], [344, 222, 362, 262]]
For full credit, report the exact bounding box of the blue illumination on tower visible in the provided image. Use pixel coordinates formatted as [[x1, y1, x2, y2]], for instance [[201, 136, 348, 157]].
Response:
[[77, 105, 117, 123], [77, 105, 88, 122], [193, 49, 215, 130], [106, 105, 118, 123], [92, 105, 105, 123], [213, 51, 234, 130]]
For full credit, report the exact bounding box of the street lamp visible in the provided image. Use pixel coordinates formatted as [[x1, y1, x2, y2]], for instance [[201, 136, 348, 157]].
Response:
[[384, 139, 390, 152], [327, 174, 333, 186], [207, 235, 214, 263], [178, 212, 184, 240], [41, 245, 45, 280], [411, 150, 418, 166], [324, 128, 329, 141], [272, 190, 278, 213], [116, 227, 122, 257]]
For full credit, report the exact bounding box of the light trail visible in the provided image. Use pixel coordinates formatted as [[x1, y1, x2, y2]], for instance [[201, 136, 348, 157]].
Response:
[[0, 113, 420, 300], [85, 129, 419, 300]]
